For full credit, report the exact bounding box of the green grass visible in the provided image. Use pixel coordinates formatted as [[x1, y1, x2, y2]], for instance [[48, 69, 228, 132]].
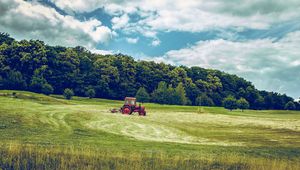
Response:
[[0, 90, 300, 169]]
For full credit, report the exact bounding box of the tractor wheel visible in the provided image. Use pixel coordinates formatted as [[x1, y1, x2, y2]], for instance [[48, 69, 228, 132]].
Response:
[[122, 106, 132, 115], [139, 111, 146, 116]]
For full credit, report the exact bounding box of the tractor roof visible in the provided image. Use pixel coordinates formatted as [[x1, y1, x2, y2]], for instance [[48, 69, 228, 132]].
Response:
[[125, 97, 136, 100]]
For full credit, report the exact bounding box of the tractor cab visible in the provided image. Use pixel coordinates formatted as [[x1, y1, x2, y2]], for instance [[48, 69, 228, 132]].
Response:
[[124, 97, 136, 106]]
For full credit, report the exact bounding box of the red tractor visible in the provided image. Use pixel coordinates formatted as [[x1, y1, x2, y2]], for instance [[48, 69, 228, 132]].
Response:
[[120, 97, 146, 116]]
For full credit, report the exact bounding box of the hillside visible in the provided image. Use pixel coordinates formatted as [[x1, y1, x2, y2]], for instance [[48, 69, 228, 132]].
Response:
[[0, 90, 300, 169], [0, 33, 299, 110]]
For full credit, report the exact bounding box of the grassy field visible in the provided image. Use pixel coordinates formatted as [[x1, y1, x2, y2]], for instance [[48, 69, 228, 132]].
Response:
[[0, 90, 300, 169]]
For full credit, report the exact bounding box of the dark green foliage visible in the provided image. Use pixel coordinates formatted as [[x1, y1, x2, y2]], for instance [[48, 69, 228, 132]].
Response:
[[0, 32, 14, 45], [85, 88, 95, 99], [184, 78, 200, 105], [3, 70, 27, 89], [30, 75, 53, 95], [0, 33, 297, 110], [284, 101, 296, 110], [237, 98, 250, 111], [254, 96, 264, 110], [195, 94, 214, 106], [174, 83, 188, 105], [0, 76, 3, 88], [63, 88, 74, 100], [165, 85, 176, 104], [151, 82, 187, 105], [42, 83, 54, 95], [135, 87, 150, 103], [151, 81, 168, 104], [223, 95, 238, 111]]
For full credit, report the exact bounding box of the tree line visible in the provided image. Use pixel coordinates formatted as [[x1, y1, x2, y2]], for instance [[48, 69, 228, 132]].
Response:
[[0, 33, 299, 110]]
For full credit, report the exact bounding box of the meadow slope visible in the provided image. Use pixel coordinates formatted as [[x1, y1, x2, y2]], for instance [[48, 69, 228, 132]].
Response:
[[0, 90, 300, 169]]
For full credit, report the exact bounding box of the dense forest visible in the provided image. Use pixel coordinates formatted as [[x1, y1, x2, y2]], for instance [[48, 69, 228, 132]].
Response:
[[0, 33, 299, 110]]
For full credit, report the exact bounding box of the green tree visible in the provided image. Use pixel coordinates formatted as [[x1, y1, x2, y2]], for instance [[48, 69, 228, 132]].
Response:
[[85, 88, 96, 99], [223, 95, 238, 111], [41, 83, 54, 95], [152, 81, 168, 104], [238, 88, 246, 98], [195, 94, 214, 106], [284, 101, 296, 110], [63, 88, 74, 100], [4, 70, 27, 90], [254, 95, 264, 110], [169, 67, 187, 86], [207, 74, 222, 92], [237, 98, 249, 111], [195, 79, 210, 92], [135, 87, 150, 103], [30, 75, 53, 95], [245, 86, 259, 104], [174, 82, 187, 105], [184, 78, 200, 105], [165, 85, 176, 105]]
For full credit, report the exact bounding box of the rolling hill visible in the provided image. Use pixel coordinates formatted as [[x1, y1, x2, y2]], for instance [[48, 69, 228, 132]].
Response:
[[0, 90, 300, 169]]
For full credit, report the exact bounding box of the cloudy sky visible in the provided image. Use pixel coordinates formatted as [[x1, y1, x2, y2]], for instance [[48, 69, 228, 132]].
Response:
[[0, 0, 300, 98]]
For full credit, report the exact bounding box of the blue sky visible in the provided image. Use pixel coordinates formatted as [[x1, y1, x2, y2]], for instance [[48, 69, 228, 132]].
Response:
[[0, 0, 300, 99]]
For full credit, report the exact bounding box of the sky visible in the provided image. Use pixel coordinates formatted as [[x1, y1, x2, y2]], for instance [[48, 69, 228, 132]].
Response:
[[0, 0, 300, 99]]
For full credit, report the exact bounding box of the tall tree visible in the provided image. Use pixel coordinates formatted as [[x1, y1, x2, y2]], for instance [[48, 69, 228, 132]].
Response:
[[237, 98, 250, 111], [135, 87, 150, 103], [174, 82, 188, 105], [152, 81, 168, 104]]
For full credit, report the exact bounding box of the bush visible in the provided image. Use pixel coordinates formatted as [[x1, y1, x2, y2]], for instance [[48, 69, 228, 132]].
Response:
[[42, 84, 54, 95], [237, 98, 249, 111], [223, 95, 237, 111], [63, 88, 74, 100], [85, 88, 95, 99]]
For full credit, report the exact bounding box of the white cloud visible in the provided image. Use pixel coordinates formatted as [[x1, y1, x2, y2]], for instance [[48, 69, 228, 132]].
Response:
[[50, 0, 105, 13], [50, 0, 300, 31], [126, 37, 139, 44], [111, 14, 130, 30], [151, 39, 161, 46], [155, 31, 300, 98], [48, 0, 300, 46], [90, 48, 113, 55], [0, 0, 114, 49]]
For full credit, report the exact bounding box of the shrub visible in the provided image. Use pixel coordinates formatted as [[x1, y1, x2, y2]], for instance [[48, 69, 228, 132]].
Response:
[[237, 98, 249, 111], [42, 84, 54, 95], [223, 95, 237, 111], [63, 88, 74, 100]]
